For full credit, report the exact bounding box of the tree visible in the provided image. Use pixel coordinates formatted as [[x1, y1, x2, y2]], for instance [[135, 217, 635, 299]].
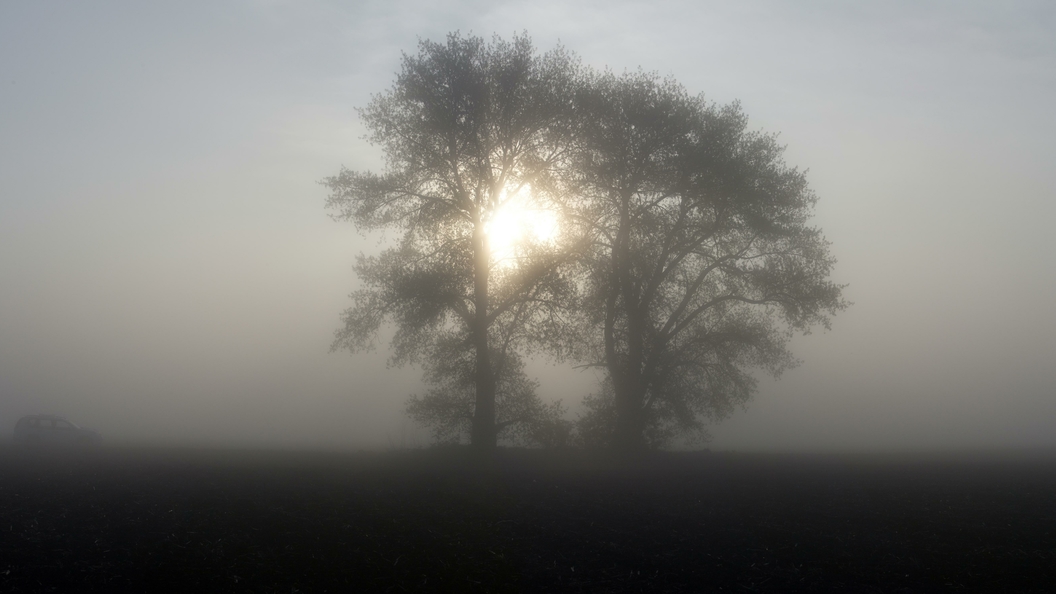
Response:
[[569, 71, 847, 450], [405, 330, 570, 448], [323, 33, 580, 451]]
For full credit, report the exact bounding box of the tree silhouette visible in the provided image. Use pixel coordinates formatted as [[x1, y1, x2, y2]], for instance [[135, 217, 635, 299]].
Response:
[[569, 71, 847, 450], [405, 333, 570, 448], [323, 33, 579, 450], [326, 33, 846, 453]]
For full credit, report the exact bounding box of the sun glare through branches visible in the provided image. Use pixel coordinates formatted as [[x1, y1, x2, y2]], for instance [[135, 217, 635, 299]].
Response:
[[485, 184, 559, 265]]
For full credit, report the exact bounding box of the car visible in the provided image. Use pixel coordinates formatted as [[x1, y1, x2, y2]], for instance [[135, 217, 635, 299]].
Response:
[[13, 414, 102, 447]]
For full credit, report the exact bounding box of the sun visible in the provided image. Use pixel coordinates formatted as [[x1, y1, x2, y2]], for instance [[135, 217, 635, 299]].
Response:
[[485, 185, 559, 264]]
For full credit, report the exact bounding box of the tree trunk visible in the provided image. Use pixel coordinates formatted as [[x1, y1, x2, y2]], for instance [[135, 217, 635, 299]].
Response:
[[609, 191, 647, 452], [470, 218, 497, 451], [610, 366, 646, 451], [611, 308, 647, 451]]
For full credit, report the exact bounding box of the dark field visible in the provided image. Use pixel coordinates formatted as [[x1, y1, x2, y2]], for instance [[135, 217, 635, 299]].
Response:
[[2, 446, 1054, 592]]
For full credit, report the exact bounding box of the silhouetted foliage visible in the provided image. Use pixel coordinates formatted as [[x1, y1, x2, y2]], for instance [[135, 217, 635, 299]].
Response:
[[568, 71, 847, 450], [405, 337, 570, 447], [324, 33, 580, 450], [326, 33, 845, 453]]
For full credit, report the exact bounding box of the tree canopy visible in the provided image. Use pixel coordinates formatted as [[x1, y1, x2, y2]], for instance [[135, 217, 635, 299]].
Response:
[[323, 33, 580, 450], [325, 32, 846, 452], [568, 71, 847, 449]]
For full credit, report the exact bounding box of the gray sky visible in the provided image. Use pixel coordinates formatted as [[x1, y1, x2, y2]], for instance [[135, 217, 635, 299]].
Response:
[[2, 0, 1054, 451]]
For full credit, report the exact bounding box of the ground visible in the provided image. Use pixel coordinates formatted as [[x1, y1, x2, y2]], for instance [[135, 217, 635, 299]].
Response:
[[1, 446, 1054, 592]]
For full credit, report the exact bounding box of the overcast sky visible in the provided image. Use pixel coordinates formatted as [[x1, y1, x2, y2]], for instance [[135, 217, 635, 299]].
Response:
[[2, 0, 1054, 451]]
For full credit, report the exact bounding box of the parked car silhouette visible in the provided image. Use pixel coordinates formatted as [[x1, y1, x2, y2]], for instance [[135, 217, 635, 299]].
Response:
[[13, 415, 101, 446]]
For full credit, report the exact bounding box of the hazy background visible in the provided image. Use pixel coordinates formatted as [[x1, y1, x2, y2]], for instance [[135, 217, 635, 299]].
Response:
[[2, 0, 1053, 451]]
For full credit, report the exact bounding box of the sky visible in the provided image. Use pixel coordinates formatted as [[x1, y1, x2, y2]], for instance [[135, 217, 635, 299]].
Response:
[[1, 0, 1054, 452]]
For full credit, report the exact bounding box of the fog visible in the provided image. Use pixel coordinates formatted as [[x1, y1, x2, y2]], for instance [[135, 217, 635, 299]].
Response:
[[2, 1, 1053, 452]]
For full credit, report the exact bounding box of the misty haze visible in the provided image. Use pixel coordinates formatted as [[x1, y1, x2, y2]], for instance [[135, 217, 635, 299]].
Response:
[[2, 2, 1055, 591]]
